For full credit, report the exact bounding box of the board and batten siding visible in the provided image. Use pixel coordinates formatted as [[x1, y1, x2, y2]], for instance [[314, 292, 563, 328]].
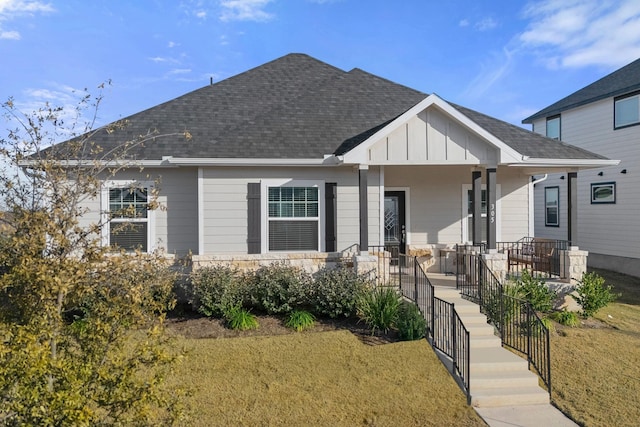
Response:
[[368, 107, 498, 164], [200, 166, 380, 255], [532, 98, 640, 259]]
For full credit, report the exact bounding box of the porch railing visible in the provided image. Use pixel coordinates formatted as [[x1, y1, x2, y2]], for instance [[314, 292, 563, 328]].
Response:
[[456, 245, 551, 395], [398, 254, 471, 404], [496, 237, 569, 280]]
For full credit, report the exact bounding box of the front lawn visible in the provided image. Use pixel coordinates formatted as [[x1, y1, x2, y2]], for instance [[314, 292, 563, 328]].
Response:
[[167, 327, 484, 426], [550, 268, 640, 426]]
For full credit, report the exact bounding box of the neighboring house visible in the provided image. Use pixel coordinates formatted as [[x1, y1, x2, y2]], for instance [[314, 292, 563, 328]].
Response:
[[48, 53, 616, 273], [523, 58, 640, 278]]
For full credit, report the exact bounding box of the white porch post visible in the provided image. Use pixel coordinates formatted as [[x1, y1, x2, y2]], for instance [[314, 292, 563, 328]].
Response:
[[359, 164, 369, 254], [568, 172, 578, 245], [486, 167, 497, 249], [472, 170, 482, 246]]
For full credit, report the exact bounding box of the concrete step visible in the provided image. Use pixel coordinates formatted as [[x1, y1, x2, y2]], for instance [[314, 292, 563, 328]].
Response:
[[442, 298, 481, 314], [471, 386, 549, 407], [456, 312, 490, 325], [470, 347, 529, 374], [464, 323, 497, 337], [433, 287, 462, 299], [469, 335, 502, 348], [471, 369, 541, 391]]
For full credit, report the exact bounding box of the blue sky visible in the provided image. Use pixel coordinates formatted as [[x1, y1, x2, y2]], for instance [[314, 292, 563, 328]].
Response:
[[2, 0, 640, 132]]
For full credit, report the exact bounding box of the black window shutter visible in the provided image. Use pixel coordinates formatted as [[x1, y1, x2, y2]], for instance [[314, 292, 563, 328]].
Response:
[[325, 182, 337, 252], [247, 182, 261, 254]]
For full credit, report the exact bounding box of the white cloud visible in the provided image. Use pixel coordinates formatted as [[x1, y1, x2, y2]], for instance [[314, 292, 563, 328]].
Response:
[[195, 9, 207, 19], [0, 0, 53, 40], [463, 48, 514, 99], [458, 19, 469, 27], [219, 0, 274, 22], [475, 17, 498, 31], [148, 56, 180, 64], [519, 0, 640, 68], [167, 41, 179, 48]]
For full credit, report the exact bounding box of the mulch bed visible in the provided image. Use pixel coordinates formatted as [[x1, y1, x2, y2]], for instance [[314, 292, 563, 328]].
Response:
[[166, 309, 400, 345]]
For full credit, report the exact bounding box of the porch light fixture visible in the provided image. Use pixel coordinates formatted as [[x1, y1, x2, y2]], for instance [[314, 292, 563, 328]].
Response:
[[560, 176, 565, 180], [621, 169, 627, 174], [597, 171, 604, 176]]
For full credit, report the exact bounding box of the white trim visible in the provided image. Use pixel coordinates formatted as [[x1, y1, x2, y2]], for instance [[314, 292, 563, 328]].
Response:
[[379, 166, 385, 246], [513, 158, 620, 167], [530, 175, 548, 236], [197, 167, 204, 256], [167, 157, 341, 167], [385, 187, 411, 246], [260, 179, 325, 253], [342, 94, 523, 165], [461, 184, 502, 244], [101, 180, 156, 252]]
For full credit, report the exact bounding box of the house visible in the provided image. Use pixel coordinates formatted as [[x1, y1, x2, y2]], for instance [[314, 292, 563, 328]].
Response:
[[48, 53, 616, 275], [523, 58, 640, 278]]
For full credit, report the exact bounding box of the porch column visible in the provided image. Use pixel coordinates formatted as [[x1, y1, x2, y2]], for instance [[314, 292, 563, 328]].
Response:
[[486, 167, 497, 249], [567, 172, 578, 244], [359, 165, 369, 253], [472, 170, 482, 245]]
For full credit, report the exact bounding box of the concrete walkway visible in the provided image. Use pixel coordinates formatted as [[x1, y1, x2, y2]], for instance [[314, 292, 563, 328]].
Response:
[[475, 404, 578, 427], [426, 274, 578, 427]]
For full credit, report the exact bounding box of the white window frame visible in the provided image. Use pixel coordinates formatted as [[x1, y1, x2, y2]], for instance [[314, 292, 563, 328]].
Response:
[[261, 179, 325, 253], [101, 180, 156, 252], [461, 184, 501, 244], [614, 92, 640, 129]]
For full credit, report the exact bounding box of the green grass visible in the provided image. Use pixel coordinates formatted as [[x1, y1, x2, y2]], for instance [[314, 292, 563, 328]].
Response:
[[168, 330, 484, 426], [550, 268, 640, 427]]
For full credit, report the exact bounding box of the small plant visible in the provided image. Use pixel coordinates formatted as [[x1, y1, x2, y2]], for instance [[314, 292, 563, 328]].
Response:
[[551, 310, 579, 327], [311, 266, 370, 318], [250, 262, 311, 314], [572, 272, 618, 318], [396, 301, 426, 341], [225, 305, 259, 330], [285, 310, 316, 332], [514, 269, 557, 313], [356, 287, 400, 335], [190, 265, 244, 317]]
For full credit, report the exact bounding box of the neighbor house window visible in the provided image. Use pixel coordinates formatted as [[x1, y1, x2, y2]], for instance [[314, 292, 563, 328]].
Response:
[[615, 92, 640, 128], [265, 181, 322, 251], [545, 186, 559, 227], [546, 115, 560, 140], [102, 182, 154, 252], [591, 182, 616, 204]]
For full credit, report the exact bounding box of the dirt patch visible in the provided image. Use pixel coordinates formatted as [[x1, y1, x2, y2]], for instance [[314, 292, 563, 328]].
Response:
[[166, 310, 400, 345]]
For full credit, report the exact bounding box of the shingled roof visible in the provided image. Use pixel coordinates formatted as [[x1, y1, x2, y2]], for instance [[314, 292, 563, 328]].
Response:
[[50, 53, 609, 163], [523, 57, 640, 124]]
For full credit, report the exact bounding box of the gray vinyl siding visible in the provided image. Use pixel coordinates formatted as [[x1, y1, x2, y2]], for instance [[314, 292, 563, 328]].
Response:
[[201, 166, 380, 255], [532, 98, 640, 259]]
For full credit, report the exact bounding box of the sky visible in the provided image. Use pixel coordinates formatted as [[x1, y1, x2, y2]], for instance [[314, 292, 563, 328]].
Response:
[[2, 0, 640, 135]]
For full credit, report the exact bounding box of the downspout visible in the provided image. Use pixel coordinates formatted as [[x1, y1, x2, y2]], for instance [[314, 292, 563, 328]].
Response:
[[529, 174, 548, 237]]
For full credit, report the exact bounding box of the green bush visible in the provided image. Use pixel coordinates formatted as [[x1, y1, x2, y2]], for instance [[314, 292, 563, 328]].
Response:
[[396, 301, 426, 341], [514, 269, 556, 313], [285, 310, 316, 332], [311, 266, 370, 318], [225, 306, 259, 330], [572, 272, 618, 318], [189, 265, 245, 317], [551, 310, 580, 327], [356, 287, 400, 335], [249, 262, 311, 314]]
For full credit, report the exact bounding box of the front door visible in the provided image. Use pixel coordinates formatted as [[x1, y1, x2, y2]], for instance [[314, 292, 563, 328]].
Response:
[[384, 191, 406, 258]]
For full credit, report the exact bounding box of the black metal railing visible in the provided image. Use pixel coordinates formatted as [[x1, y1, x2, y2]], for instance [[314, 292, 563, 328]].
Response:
[[456, 247, 551, 395], [496, 237, 569, 280], [398, 254, 471, 404]]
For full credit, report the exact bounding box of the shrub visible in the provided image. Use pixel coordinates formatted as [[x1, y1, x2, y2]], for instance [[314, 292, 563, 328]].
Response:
[[396, 301, 426, 341], [225, 306, 259, 330], [514, 269, 556, 313], [572, 272, 618, 318], [190, 265, 245, 317], [311, 266, 370, 318], [356, 287, 400, 335], [551, 310, 579, 327], [285, 310, 316, 332], [249, 262, 311, 314]]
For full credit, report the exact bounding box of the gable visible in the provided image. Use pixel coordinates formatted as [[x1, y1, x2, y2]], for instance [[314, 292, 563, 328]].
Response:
[[367, 106, 498, 164]]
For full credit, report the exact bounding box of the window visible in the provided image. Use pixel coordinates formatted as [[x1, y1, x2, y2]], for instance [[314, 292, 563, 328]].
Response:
[[546, 115, 560, 140], [102, 182, 154, 252], [615, 92, 640, 128], [264, 181, 323, 251], [591, 182, 616, 204], [545, 187, 559, 227]]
